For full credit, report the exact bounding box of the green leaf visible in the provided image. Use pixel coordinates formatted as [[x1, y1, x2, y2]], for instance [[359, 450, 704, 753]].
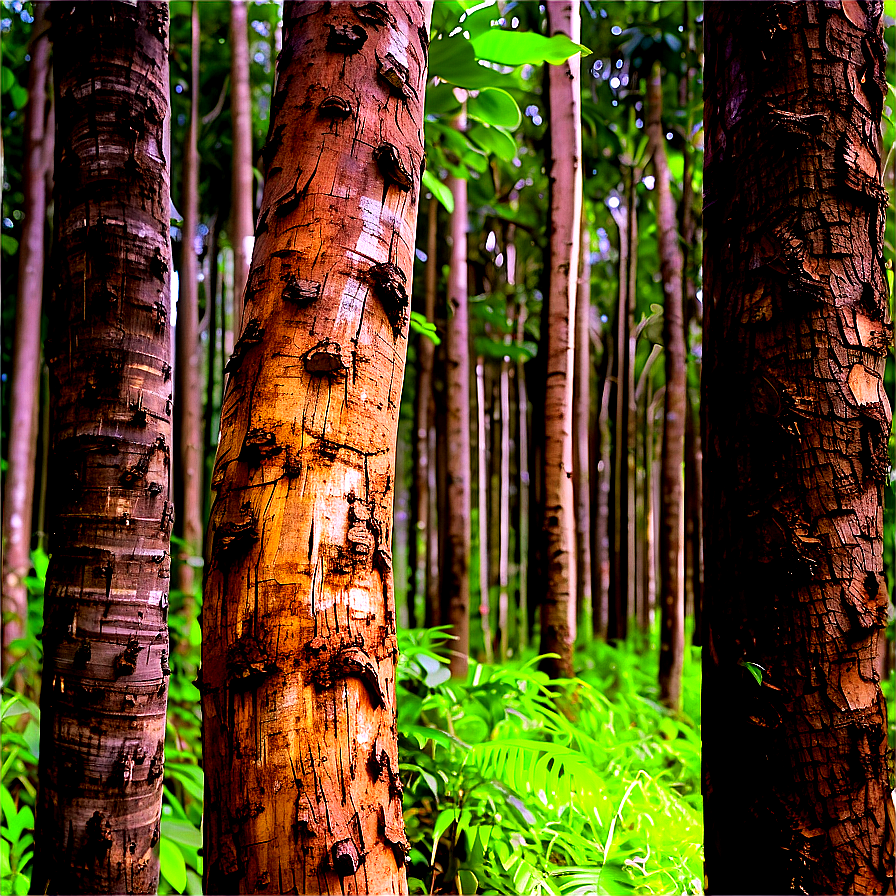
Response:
[[424, 82, 462, 116], [432, 807, 456, 857], [458, 868, 479, 895], [9, 84, 28, 111], [471, 30, 589, 67], [159, 837, 187, 893], [739, 659, 764, 686], [161, 819, 202, 849], [421, 170, 454, 214], [467, 123, 517, 162], [467, 87, 521, 129], [1, 67, 14, 94]]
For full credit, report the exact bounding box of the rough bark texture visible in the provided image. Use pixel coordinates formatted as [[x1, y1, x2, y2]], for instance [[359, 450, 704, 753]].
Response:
[[201, 4, 430, 892], [176, 0, 203, 610], [539, 0, 581, 679], [34, 4, 172, 892], [703, 3, 895, 893], [2, 3, 51, 679], [573, 223, 593, 639], [444, 117, 471, 680], [648, 66, 686, 711], [230, 0, 255, 327]]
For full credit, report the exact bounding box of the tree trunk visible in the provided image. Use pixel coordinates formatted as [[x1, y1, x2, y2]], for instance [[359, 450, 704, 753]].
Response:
[[648, 65, 686, 710], [201, 4, 430, 892], [230, 0, 254, 330], [704, 4, 895, 893], [443, 110, 471, 680], [539, 0, 581, 679], [34, 4, 172, 892], [573, 222, 593, 641], [593, 333, 612, 640], [2, 3, 51, 679], [476, 355, 494, 662], [175, 0, 202, 625]]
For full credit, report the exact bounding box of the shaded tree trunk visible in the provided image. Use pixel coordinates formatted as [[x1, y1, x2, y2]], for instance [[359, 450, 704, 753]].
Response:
[[703, 3, 894, 893], [201, 4, 430, 891], [175, 0, 202, 623], [476, 354, 494, 662], [33, 4, 172, 892], [648, 65, 686, 710], [230, 0, 254, 329], [539, 0, 581, 679], [443, 109, 471, 680], [2, 3, 51, 679], [593, 333, 612, 640], [573, 222, 592, 640]]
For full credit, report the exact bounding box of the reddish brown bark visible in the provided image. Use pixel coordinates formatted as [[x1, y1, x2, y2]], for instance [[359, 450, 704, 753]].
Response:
[[2, 3, 51, 679], [648, 65, 686, 710], [539, 0, 582, 679], [444, 110, 471, 680], [230, 0, 255, 329], [33, 4, 172, 892], [201, 4, 430, 892], [704, 3, 894, 893]]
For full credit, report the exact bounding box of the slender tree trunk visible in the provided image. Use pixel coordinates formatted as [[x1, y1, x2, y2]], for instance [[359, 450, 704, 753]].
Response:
[[476, 355, 494, 662], [704, 4, 894, 893], [593, 334, 612, 640], [574, 222, 593, 641], [203, 217, 221, 525], [34, 5, 172, 892], [648, 65, 686, 710], [417, 199, 439, 630], [498, 335, 511, 660], [230, 0, 254, 330], [539, 0, 581, 679], [201, 5, 431, 891], [2, 3, 51, 679], [175, 0, 202, 624], [444, 110, 471, 680]]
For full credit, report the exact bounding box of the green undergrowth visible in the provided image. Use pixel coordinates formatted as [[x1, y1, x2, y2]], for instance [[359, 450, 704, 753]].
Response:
[[398, 628, 703, 896]]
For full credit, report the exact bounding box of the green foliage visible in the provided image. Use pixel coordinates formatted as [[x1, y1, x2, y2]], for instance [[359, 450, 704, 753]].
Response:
[[397, 629, 703, 895]]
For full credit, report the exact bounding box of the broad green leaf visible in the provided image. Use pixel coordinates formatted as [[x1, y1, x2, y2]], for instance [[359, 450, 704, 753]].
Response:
[[739, 660, 764, 686], [161, 819, 202, 849], [424, 82, 462, 116], [422, 170, 454, 214], [471, 30, 589, 67], [468, 88, 521, 130], [467, 123, 516, 162], [432, 807, 456, 855], [160, 836, 187, 893], [1, 67, 14, 94], [457, 868, 479, 895], [429, 34, 515, 89], [9, 84, 28, 111]]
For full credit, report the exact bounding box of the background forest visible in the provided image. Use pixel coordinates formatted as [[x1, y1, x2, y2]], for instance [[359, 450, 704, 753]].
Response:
[[1, 2, 895, 895]]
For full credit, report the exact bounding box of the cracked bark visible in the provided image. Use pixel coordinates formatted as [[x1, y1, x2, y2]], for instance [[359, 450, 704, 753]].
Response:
[[703, 3, 894, 893], [33, 4, 172, 893], [539, 0, 581, 680], [201, 3, 431, 893]]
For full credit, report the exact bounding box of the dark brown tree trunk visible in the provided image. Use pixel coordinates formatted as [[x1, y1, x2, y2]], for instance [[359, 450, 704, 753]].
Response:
[[704, 3, 894, 893], [539, 0, 581, 679], [648, 65, 686, 710], [201, 4, 430, 891], [34, 4, 172, 893], [175, 0, 202, 625], [2, 3, 51, 679], [230, 0, 254, 329], [444, 110, 471, 679]]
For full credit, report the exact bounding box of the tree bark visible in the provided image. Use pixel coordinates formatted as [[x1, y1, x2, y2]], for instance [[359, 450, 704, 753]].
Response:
[[704, 3, 895, 893], [573, 222, 593, 641], [475, 354, 494, 662], [2, 3, 51, 679], [648, 65, 686, 711], [34, 4, 172, 892], [539, 0, 582, 680], [201, 4, 430, 892], [230, 0, 255, 330], [444, 110, 471, 680], [175, 0, 203, 623], [593, 333, 612, 640]]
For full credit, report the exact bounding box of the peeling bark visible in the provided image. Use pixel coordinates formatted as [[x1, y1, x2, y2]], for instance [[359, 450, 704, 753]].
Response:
[[539, 0, 581, 680], [201, 4, 430, 892], [33, 4, 172, 893], [704, 3, 894, 893]]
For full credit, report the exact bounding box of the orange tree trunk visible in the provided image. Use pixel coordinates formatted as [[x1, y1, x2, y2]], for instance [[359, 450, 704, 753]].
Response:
[[647, 65, 686, 711], [703, 3, 894, 893], [539, 0, 582, 680], [33, 3, 172, 893], [200, 3, 431, 892], [1, 2, 51, 679]]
